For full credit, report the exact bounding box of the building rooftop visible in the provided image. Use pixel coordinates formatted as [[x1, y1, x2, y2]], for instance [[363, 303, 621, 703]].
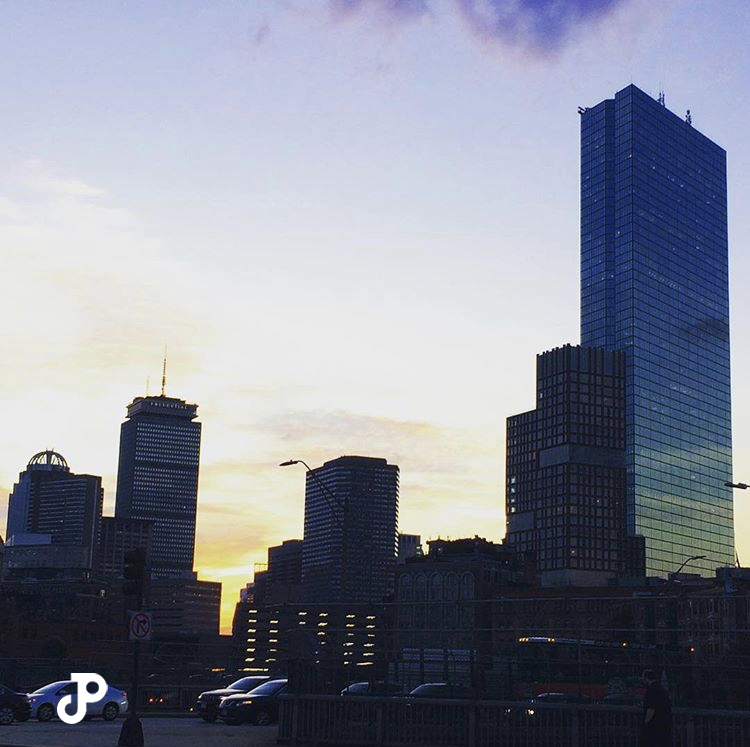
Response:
[[27, 450, 69, 472], [125, 394, 198, 419]]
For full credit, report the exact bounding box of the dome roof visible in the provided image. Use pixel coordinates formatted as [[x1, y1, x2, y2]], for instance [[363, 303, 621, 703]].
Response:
[[27, 450, 69, 470]]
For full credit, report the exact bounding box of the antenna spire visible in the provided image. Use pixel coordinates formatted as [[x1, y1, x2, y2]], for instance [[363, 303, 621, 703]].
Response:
[[146, 376, 150, 397], [161, 347, 167, 397]]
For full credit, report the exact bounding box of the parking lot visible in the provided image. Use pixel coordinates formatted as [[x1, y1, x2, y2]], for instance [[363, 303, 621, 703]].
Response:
[[0, 716, 277, 747]]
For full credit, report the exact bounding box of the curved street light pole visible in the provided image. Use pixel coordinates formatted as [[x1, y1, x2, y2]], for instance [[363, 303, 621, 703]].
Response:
[[674, 554, 707, 577], [724, 482, 747, 568], [280, 459, 375, 603], [280, 459, 344, 530], [280, 458, 351, 601]]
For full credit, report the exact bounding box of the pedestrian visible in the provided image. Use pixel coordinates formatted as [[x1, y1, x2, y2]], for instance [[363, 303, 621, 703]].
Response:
[[640, 669, 672, 747]]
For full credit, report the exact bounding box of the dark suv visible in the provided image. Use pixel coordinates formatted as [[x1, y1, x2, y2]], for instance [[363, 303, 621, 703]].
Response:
[[0, 684, 31, 725], [195, 676, 269, 722]]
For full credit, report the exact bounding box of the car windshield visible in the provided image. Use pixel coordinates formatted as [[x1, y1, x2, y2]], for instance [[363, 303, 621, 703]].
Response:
[[247, 680, 286, 696], [33, 681, 70, 694], [227, 677, 265, 691], [344, 683, 369, 694]]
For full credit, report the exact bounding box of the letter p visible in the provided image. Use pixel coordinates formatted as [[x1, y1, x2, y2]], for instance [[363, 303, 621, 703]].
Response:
[[57, 673, 107, 725]]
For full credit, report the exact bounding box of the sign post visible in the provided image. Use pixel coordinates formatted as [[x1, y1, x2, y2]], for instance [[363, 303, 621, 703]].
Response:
[[119, 549, 148, 747]]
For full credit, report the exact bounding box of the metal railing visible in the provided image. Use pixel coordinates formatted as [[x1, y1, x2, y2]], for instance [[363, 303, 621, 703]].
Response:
[[278, 695, 750, 747]]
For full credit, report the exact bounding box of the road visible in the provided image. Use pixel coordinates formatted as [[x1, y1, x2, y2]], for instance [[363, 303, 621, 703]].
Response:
[[0, 716, 278, 747]]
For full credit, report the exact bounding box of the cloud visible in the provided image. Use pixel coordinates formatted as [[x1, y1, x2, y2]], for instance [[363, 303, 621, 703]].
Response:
[[256, 408, 498, 474], [330, 0, 431, 22], [250, 19, 271, 46], [457, 0, 630, 55], [327, 0, 630, 55], [17, 159, 106, 198]]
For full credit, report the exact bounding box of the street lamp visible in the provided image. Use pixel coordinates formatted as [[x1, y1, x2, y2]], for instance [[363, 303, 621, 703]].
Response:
[[279, 458, 373, 602], [674, 554, 707, 576], [279, 459, 344, 528], [725, 481, 749, 490]]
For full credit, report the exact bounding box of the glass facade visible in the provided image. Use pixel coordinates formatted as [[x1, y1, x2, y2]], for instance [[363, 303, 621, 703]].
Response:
[[115, 395, 201, 577], [580, 85, 734, 576]]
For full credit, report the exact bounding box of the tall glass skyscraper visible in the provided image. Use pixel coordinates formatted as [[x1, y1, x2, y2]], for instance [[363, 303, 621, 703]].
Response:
[[115, 394, 202, 577], [580, 85, 734, 576]]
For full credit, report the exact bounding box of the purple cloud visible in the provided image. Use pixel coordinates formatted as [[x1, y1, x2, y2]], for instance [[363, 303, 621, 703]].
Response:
[[328, 0, 629, 55], [455, 0, 626, 54], [330, 0, 431, 21]]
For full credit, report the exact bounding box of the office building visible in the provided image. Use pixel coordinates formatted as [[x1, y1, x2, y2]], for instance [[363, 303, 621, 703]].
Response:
[[4, 450, 103, 574], [266, 539, 303, 601], [580, 85, 734, 575], [242, 602, 383, 676], [506, 345, 645, 583], [114, 393, 201, 577], [393, 537, 522, 691], [148, 576, 221, 637], [301, 456, 399, 604], [97, 516, 153, 578], [397, 533, 422, 564]]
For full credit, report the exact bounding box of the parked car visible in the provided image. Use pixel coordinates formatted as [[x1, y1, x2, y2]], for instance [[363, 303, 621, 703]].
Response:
[[218, 678, 288, 725], [195, 676, 269, 722], [341, 681, 404, 696], [26, 680, 128, 721], [0, 684, 31, 725], [408, 683, 474, 699]]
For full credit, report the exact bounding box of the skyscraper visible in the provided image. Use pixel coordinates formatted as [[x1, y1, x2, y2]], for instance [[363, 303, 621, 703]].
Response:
[[506, 345, 644, 582], [5, 450, 103, 573], [580, 85, 734, 575], [114, 394, 201, 577], [301, 455, 399, 603]]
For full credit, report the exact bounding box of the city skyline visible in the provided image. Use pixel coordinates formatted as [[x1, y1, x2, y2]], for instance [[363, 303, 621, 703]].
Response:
[[2, 1, 750, 631]]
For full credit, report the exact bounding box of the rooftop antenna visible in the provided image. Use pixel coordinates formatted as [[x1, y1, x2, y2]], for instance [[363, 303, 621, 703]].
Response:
[[146, 376, 150, 397], [658, 89, 665, 107], [161, 347, 167, 397], [685, 109, 692, 126]]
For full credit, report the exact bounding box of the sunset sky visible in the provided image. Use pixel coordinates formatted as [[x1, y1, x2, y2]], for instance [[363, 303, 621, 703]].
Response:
[[2, 0, 750, 632]]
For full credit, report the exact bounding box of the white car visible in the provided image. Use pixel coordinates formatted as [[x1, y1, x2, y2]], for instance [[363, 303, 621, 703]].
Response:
[[27, 680, 128, 721]]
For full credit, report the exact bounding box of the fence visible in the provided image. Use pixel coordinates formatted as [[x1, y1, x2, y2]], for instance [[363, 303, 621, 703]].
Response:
[[278, 695, 750, 747]]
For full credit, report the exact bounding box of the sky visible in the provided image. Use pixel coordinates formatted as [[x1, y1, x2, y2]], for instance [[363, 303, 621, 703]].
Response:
[[1, 0, 750, 633]]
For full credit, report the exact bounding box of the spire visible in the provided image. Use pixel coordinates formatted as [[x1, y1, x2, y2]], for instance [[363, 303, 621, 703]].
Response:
[[161, 347, 167, 397]]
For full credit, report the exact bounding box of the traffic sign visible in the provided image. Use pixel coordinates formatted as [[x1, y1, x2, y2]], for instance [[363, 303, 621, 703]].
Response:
[[128, 611, 152, 641]]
